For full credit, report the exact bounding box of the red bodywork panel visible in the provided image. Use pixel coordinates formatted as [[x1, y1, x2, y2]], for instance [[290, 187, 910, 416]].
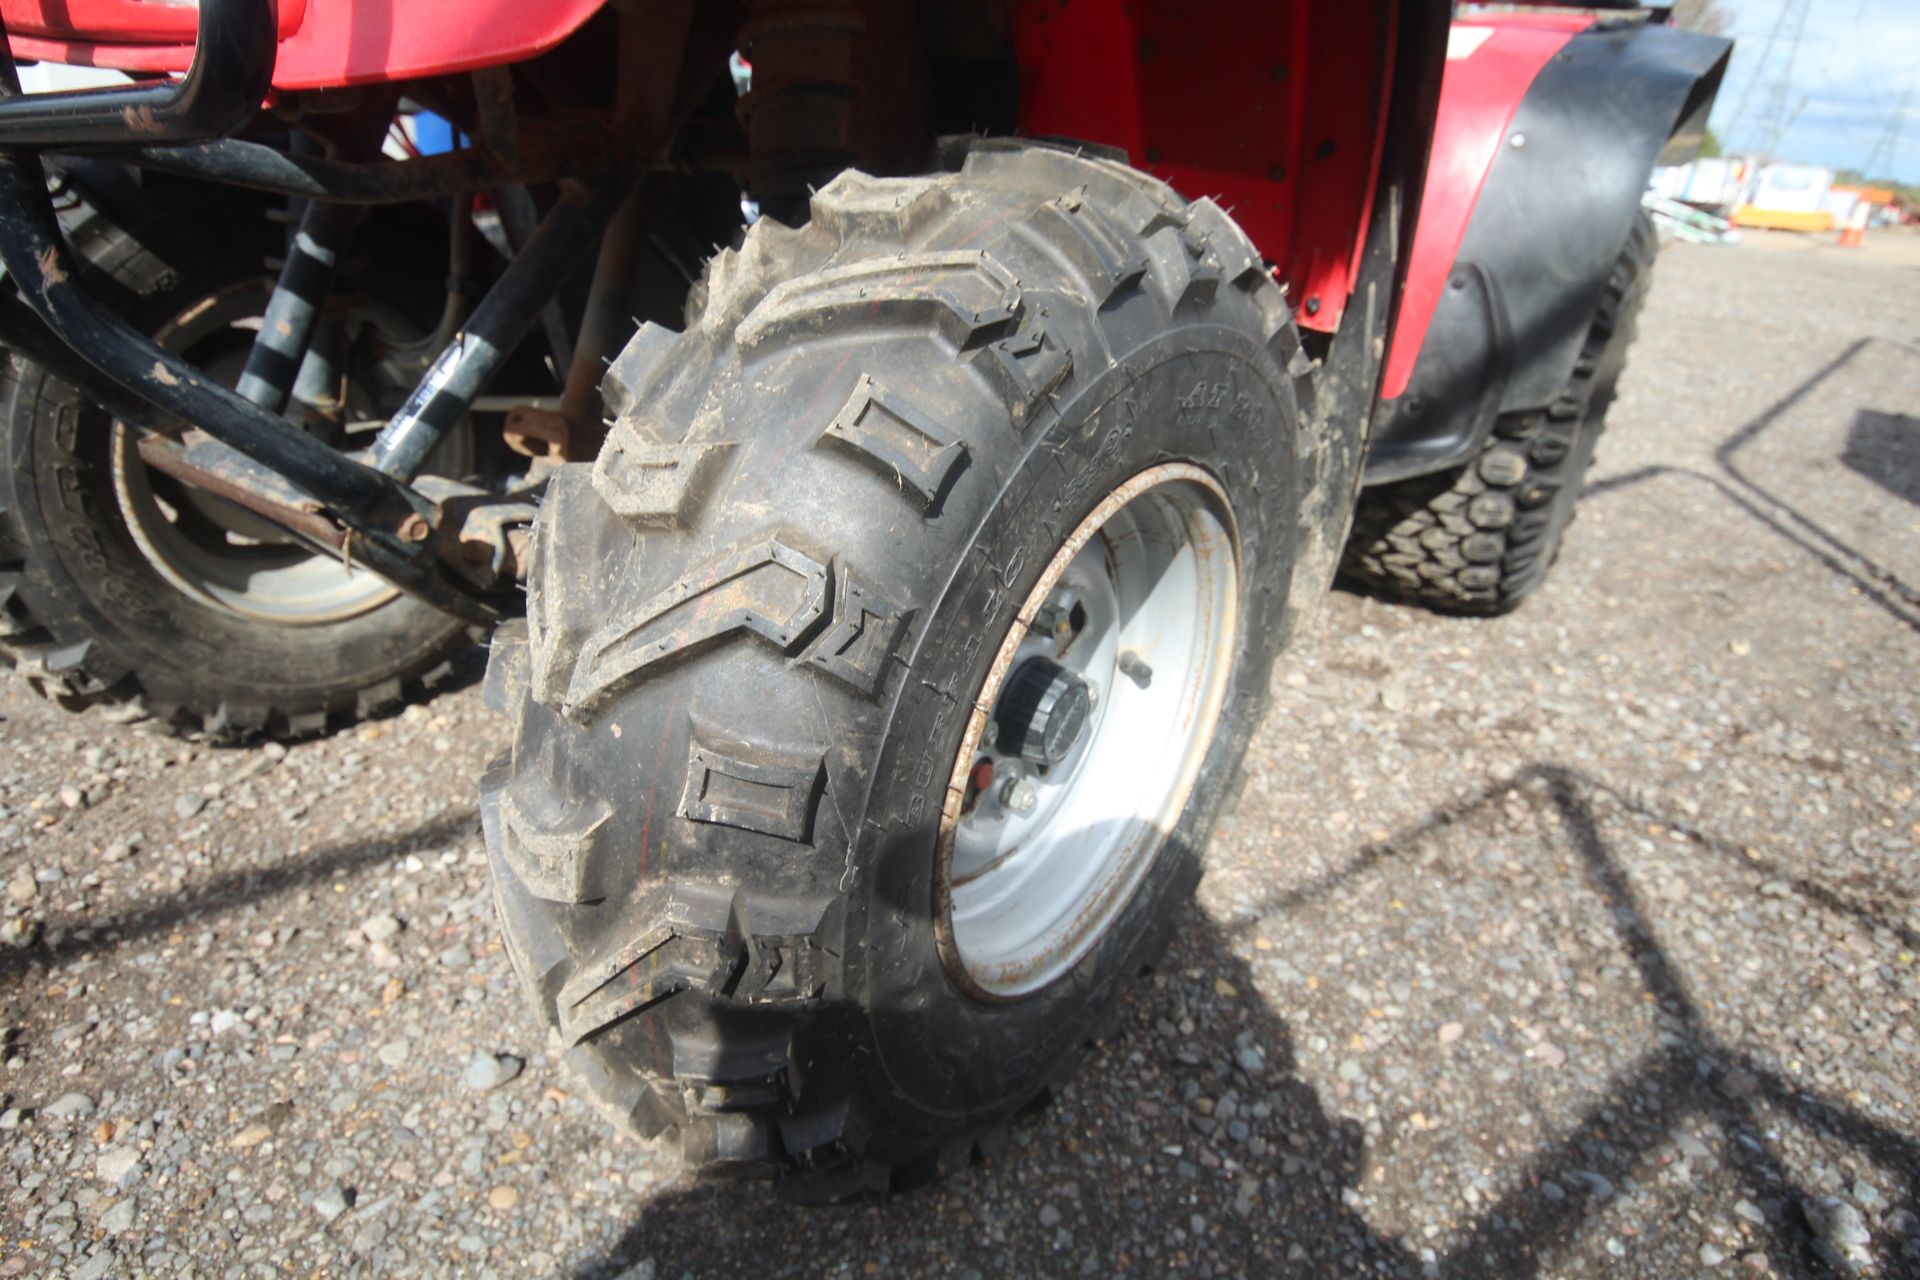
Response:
[[1378, 15, 1583, 398], [2, 0, 307, 43], [1012, 0, 1394, 334], [6, 0, 1555, 401], [11, 0, 1412, 344], [1, 0, 604, 91], [1012, 4, 1589, 368]]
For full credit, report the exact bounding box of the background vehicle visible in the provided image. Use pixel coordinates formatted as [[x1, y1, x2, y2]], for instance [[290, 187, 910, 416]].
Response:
[[0, 0, 1727, 1199]]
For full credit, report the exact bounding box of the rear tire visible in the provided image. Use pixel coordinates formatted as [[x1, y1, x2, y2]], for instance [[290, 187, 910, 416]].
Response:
[[482, 142, 1321, 1199], [1341, 210, 1656, 613], [0, 192, 480, 739]]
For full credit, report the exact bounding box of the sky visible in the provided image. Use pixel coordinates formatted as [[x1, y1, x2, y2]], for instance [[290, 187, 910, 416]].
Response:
[[1709, 0, 1920, 182]]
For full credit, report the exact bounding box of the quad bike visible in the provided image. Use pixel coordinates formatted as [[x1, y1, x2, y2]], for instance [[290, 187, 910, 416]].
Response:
[[0, 0, 1727, 1199]]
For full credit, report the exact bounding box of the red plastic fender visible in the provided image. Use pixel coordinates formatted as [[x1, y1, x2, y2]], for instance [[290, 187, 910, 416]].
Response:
[[1011, 0, 1395, 336], [1, 0, 607, 92], [1377, 15, 1584, 400], [1, 0, 306, 43]]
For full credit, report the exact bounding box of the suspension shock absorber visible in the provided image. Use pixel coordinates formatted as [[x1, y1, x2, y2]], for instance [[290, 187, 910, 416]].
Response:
[[238, 122, 388, 431], [239, 178, 359, 418], [736, 1, 867, 225], [736, 0, 929, 228]]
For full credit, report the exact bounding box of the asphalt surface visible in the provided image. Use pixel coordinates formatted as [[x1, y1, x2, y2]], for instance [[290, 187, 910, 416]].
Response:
[[0, 229, 1916, 1279]]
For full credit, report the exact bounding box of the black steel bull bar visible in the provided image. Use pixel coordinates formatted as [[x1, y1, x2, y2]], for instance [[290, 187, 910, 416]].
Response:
[[0, 0, 624, 623]]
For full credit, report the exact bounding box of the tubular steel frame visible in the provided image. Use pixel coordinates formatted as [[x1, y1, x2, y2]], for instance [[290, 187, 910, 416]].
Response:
[[0, 0, 634, 623]]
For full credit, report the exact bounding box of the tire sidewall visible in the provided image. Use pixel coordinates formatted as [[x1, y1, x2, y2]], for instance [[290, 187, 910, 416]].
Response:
[[848, 326, 1299, 1130]]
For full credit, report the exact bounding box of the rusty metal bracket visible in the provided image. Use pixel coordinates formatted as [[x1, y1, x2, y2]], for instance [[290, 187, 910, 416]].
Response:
[[503, 404, 573, 459], [413, 477, 542, 589]]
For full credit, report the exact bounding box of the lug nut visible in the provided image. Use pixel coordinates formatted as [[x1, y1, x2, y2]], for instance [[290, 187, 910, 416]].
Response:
[[1032, 603, 1074, 644], [1001, 775, 1039, 816], [1118, 650, 1153, 689]]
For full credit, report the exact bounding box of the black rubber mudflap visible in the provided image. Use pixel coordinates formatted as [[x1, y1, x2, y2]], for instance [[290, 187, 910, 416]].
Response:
[[1342, 210, 1658, 613]]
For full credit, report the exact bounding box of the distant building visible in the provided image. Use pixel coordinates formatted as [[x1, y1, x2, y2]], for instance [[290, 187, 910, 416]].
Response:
[[1831, 185, 1908, 228], [1735, 163, 1836, 232], [1648, 157, 1753, 211]]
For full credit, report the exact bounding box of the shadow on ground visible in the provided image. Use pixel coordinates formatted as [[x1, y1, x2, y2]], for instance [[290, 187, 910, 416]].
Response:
[[572, 763, 1919, 1279], [1583, 337, 1920, 632], [0, 809, 478, 984], [1843, 409, 1920, 510]]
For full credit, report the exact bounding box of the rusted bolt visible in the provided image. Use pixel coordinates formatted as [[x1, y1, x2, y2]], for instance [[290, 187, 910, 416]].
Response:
[[1033, 603, 1073, 644], [397, 514, 432, 543]]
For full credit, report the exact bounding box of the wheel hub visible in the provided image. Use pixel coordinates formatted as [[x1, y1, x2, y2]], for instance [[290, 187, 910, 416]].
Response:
[[936, 463, 1240, 1000], [994, 656, 1096, 766]]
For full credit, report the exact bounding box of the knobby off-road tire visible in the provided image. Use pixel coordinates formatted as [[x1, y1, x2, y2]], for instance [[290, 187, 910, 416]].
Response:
[[0, 197, 476, 740], [482, 141, 1323, 1199], [1342, 210, 1657, 613]]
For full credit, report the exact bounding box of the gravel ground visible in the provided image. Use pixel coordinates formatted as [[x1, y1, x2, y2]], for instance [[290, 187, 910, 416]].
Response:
[[0, 230, 1916, 1279]]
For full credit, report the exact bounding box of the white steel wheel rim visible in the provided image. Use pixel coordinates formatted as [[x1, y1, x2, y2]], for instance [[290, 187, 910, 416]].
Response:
[[107, 282, 468, 625], [936, 464, 1240, 1000]]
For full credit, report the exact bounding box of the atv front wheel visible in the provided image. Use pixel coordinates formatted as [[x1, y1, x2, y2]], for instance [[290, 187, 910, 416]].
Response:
[[482, 142, 1318, 1199]]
